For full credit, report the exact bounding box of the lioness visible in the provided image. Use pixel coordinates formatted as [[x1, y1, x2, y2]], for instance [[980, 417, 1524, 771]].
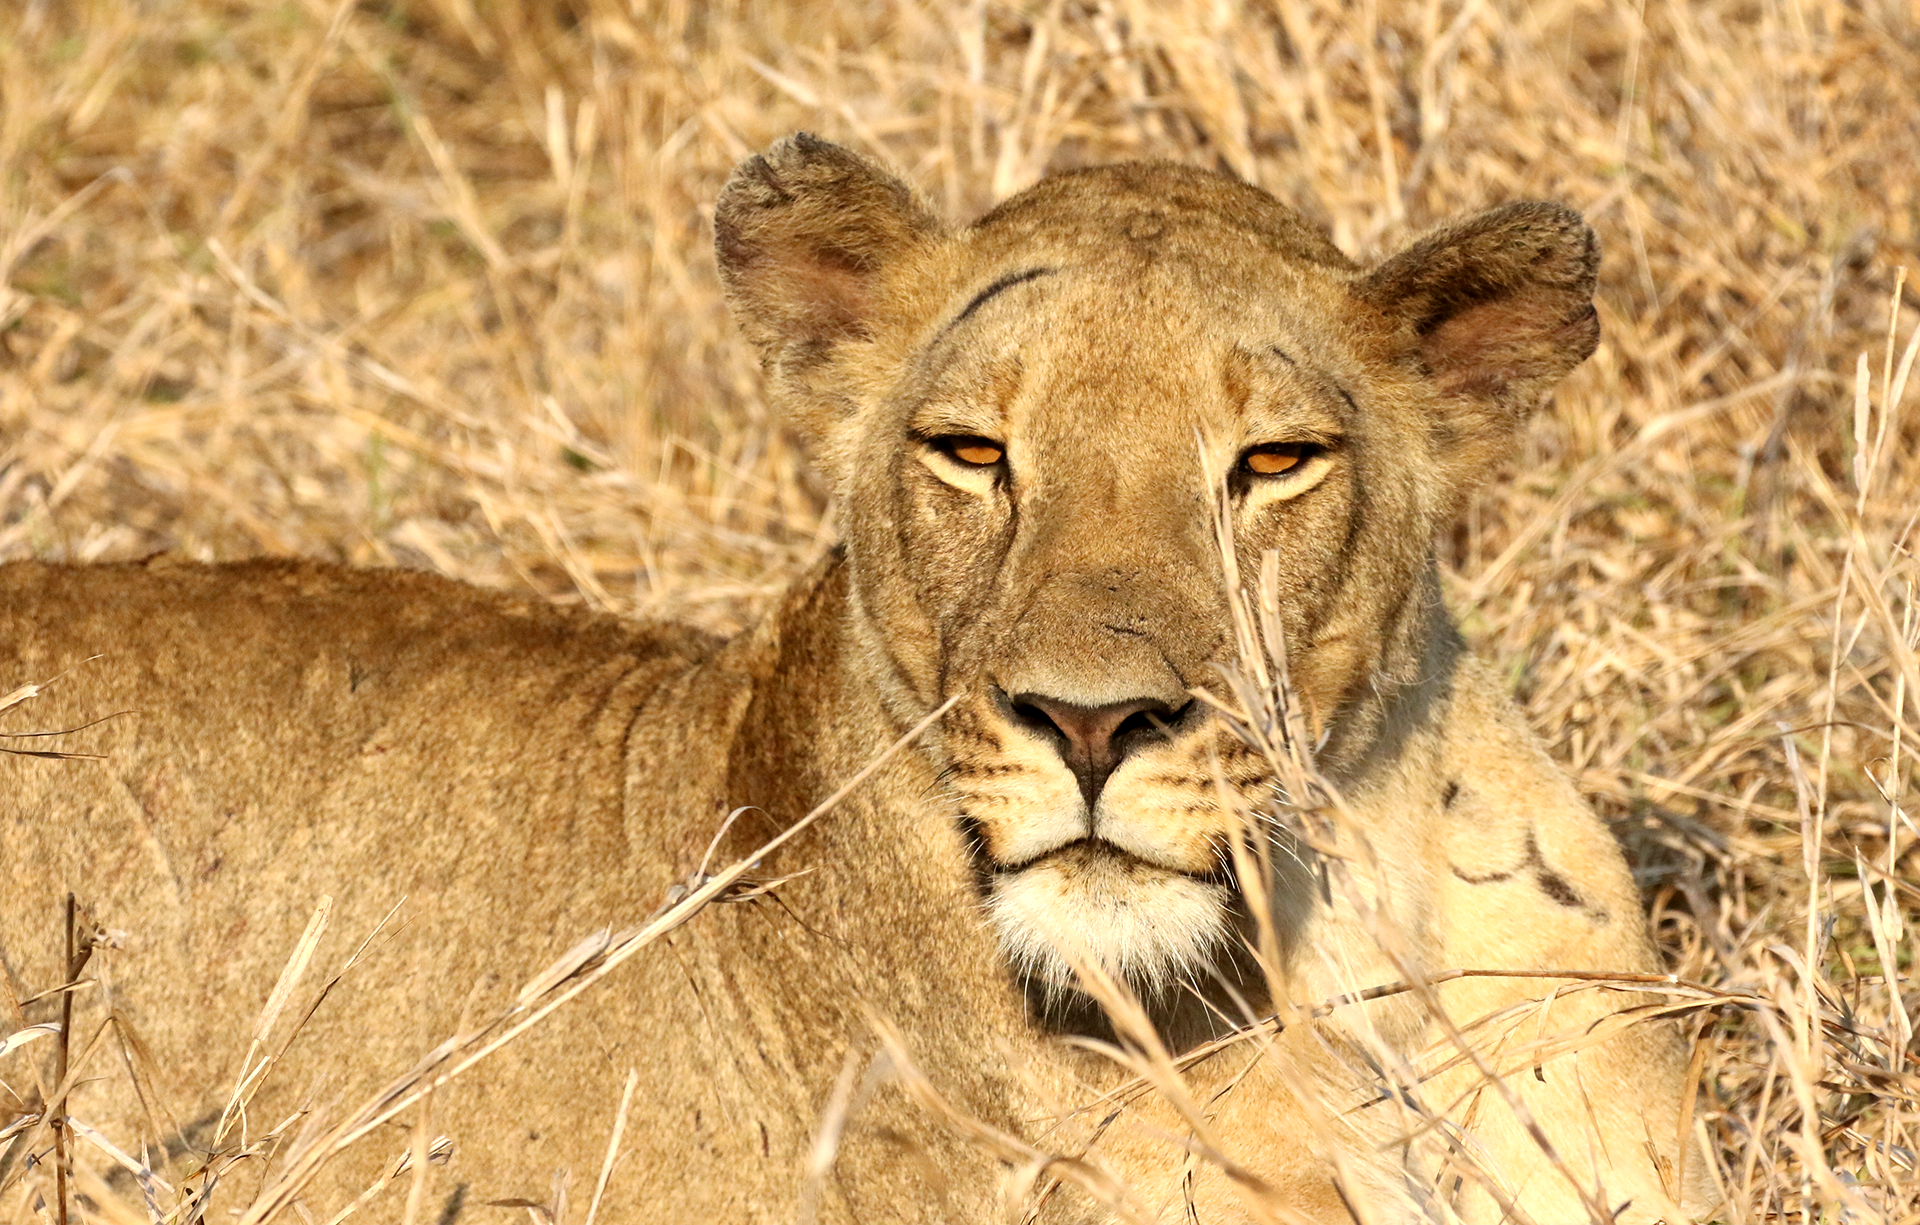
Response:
[[2, 135, 1708, 1223]]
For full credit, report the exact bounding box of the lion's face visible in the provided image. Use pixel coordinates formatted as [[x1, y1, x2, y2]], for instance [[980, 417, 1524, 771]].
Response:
[[717, 138, 1599, 1012], [842, 233, 1404, 1001]]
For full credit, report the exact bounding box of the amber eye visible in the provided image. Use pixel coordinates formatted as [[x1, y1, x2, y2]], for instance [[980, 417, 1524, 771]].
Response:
[[934, 436, 1006, 467], [1241, 443, 1311, 476]]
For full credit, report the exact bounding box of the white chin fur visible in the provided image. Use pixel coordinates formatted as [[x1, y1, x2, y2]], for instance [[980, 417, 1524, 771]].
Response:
[[986, 847, 1234, 998]]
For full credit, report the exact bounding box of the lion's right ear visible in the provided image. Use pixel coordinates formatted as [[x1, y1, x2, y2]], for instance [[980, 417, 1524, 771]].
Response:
[[1354, 203, 1599, 510], [715, 134, 945, 451]]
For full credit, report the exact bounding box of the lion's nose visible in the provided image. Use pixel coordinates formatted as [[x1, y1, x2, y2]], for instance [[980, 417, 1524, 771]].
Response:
[[1003, 691, 1192, 808]]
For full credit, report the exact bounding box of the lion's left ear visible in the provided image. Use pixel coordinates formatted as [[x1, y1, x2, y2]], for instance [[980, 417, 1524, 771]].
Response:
[[715, 134, 946, 457], [1355, 202, 1599, 445]]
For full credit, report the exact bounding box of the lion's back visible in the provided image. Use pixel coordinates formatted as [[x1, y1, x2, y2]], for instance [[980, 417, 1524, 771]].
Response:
[[1, 557, 720, 882], [0, 556, 730, 1204]]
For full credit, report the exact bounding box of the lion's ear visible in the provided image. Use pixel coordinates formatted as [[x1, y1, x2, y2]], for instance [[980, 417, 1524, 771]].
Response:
[[715, 134, 944, 451], [1356, 202, 1599, 458]]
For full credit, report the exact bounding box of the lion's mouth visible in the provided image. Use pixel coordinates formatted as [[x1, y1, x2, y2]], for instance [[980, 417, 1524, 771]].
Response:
[[995, 835, 1231, 886], [983, 837, 1241, 999]]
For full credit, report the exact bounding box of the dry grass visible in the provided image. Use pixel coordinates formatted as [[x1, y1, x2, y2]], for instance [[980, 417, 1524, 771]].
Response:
[[1, 0, 1916, 1220]]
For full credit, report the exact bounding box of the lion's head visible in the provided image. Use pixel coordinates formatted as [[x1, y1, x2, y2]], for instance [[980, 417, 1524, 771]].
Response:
[[716, 135, 1598, 1029]]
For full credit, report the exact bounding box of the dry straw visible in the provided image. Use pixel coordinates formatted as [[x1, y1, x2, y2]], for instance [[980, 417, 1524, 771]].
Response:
[[2, 0, 1915, 1221]]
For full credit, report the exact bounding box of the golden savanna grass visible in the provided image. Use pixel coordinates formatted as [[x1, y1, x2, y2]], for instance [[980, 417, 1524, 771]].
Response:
[[2, 0, 1916, 1220]]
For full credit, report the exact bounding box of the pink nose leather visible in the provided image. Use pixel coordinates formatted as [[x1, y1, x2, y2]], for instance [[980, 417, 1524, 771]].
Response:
[[1011, 694, 1183, 807]]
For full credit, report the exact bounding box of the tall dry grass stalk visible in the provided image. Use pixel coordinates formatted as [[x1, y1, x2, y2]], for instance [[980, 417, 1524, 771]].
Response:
[[3, 0, 1916, 1220]]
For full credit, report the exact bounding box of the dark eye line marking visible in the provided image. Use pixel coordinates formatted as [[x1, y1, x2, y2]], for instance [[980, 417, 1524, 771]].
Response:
[[944, 266, 1053, 333], [911, 427, 1001, 449], [1247, 343, 1351, 439]]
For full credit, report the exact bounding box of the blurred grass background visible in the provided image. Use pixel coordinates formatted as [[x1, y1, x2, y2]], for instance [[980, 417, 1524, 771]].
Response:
[[1, 0, 1916, 1218]]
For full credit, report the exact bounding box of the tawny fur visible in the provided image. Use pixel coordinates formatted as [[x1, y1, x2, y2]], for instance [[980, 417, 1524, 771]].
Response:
[[1, 135, 1709, 1223]]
